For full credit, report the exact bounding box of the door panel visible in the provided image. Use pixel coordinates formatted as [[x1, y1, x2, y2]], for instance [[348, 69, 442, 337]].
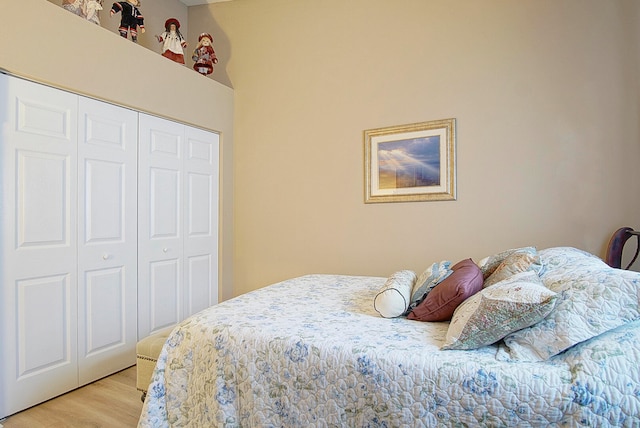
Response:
[[1, 74, 79, 418], [17, 97, 72, 140], [17, 151, 70, 247], [186, 254, 213, 316], [187, 172, 212, 236], [138, 113, 184, 337], [84, 267, 125, 353], [84, 159, 124, 242], [17, 275, 73, 375], [184, 127, 219, 317], [77, 97, 137, 385], [150, 167, 180, 238], [149, 259, 181, 331]]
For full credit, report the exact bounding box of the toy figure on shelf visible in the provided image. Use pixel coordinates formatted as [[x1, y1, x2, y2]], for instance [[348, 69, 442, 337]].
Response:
[[62, 0, 103, 25], [110, 0, 144, 43], [62, 0, 84, 16], [192, 33, 218, 76], [156, 18, 188, 64], [84, 0, 103, 25]]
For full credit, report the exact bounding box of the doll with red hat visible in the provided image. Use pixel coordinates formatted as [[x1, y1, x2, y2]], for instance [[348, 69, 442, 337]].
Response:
[[192, 32, 218, 76], [156, 18, 188, 64]]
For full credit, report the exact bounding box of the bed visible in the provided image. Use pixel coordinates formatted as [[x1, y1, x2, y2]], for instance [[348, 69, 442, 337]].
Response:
[[138, 246, 640, 427]]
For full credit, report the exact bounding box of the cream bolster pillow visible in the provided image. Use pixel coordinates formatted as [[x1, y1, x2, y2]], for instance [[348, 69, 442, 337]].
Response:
[[374, 270, 417, 318]]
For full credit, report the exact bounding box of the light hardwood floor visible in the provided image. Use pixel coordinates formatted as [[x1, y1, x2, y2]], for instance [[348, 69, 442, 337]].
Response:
[[0, 366, 144, 428]]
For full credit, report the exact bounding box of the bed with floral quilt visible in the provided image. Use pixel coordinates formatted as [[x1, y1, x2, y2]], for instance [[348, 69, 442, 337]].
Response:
[[138, 247, 640, 427]]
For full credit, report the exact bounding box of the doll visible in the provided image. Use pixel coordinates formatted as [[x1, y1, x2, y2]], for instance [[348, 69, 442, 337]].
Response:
[[110, 0, 145, 43], [156, 18, 187, 64], [62, 0, 84, 16], [84, 0, 103, 25], [192, 33, 218, 76], [62, 0, 102, 25]]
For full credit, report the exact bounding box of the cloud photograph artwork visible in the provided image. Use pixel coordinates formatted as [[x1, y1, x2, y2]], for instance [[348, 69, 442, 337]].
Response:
[[377, 136, 441, 189]]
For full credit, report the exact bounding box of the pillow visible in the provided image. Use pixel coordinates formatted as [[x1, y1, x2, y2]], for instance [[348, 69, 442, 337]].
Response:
[[406, 261, 453, 313], [407, 259, 483, 322], [500, 247, 640, 362], [373, 270, 417, 318], [441, 271, 558, 350], [477, 246, 537, 280], [483, 251, 543, 288]]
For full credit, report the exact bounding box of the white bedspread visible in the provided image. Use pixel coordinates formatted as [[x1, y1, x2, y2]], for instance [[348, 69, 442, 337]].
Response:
[[138, 273, 640, 427]]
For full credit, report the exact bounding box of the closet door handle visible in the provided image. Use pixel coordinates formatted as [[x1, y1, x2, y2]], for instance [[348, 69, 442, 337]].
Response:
[[102, 254, 110, 260], [163, 248, 169, 253]]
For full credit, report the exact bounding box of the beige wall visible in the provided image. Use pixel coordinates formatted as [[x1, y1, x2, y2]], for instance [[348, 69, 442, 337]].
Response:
[[2, 0, 234, 300], [192, 0, 640, 296], [4, 0, 639, 299]]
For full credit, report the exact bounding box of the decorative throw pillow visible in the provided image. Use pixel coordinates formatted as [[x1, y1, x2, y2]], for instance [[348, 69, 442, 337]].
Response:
[[500, 247, 640, 362], [406, 261, 453, 314], [477, 246, 537, 280], [373, 270, 417, 318], [483, 251, 543, 288], [407, 259, 483, 322], [441, 271, 558, 350]]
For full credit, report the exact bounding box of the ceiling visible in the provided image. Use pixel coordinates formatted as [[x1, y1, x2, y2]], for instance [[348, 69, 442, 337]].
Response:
[[179, 0, 231, 6]]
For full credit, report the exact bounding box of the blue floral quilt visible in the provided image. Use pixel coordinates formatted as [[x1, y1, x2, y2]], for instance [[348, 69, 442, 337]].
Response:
[[138, 268, 640, 426]]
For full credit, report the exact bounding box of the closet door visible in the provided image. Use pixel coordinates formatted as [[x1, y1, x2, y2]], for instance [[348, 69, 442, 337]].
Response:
[[76, 97, 138, 385], [184, 126, 219, 317], [138, 114, 220, 338], [0, 74, 79, 418], [138, 114, 185, 337]]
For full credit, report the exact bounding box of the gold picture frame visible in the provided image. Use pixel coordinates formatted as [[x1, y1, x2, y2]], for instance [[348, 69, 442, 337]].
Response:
[[364, 118, 456, 203]]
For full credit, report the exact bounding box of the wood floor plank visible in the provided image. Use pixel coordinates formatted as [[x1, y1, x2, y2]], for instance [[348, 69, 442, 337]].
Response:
[[1, 367, 144, 428]]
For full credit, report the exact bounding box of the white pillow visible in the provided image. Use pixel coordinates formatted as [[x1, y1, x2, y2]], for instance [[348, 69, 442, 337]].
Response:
[[373, 270, 417, 318], [500, 247, 640, 362], [442, 271, 558, 350], [477, 246, 537, 280], [483, 251, 543, 288]]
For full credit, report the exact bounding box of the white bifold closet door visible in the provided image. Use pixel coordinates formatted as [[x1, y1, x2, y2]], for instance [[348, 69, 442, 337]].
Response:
[[137, 113, 219, 338], [0, 74, 138, 418], [0, 74, 80, 419], [76, 96, 138, 385]]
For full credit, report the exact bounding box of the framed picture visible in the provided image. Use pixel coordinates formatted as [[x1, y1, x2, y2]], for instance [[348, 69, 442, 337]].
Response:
[[364, 118, 456, 203]]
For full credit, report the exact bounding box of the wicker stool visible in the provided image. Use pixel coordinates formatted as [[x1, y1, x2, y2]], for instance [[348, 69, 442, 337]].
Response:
[[136, 330, 170, 402]]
